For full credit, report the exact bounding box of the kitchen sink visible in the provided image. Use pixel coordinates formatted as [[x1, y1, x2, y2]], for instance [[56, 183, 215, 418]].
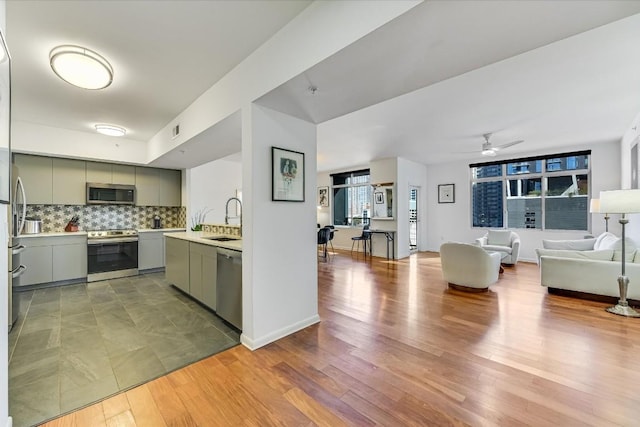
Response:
[[205, 236, 240, 242]]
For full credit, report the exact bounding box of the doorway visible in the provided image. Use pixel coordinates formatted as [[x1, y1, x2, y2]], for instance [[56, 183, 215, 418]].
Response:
[[409, 186, 419, 252]]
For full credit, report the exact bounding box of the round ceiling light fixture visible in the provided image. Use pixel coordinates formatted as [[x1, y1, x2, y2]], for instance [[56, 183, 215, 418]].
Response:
[[95, 124, 126, 137], [50, 45, 113, 90]]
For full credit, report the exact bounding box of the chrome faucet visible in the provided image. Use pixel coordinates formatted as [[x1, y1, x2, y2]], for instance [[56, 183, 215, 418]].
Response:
[[225, 197, 242, 231]]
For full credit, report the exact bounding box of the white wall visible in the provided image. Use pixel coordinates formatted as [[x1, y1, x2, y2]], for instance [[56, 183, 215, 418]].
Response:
[[241, 104, 319, 349], [620, 110, 640, 242], [426, 141, 620, 262], [316, 171, 331, 226], [12, 120, 148, 164], [186, 157, 242, 228]]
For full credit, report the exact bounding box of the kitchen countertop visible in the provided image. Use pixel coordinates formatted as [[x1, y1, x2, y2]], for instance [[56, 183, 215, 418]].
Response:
[[18, 228, 186, 238], [18, 231, 88, 239], [138, 228, 186, 233], [164, 231, 242, 251]]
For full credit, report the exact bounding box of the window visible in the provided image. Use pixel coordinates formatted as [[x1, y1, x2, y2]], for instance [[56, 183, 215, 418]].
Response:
[[331, 169, 371, 226], [471, 151, 590, 231]]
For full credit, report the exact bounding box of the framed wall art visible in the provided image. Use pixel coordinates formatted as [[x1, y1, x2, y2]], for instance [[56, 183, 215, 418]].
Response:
[[318, 186, 329, 207], [272, 146, 305, 202], [438, 183, 455, 204]]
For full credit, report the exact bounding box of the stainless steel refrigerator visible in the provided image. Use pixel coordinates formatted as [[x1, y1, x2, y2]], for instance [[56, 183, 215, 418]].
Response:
[[0, 28, 25, 333]]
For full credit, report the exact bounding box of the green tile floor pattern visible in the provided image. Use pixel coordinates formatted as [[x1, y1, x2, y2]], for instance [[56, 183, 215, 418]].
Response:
[[8, 272, 240, 427]]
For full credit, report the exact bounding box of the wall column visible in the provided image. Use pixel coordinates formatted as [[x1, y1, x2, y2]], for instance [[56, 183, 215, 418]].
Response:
[[240, 104, 319, 349]]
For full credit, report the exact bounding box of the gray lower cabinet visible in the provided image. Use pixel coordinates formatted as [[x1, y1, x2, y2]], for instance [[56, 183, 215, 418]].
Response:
[[165, 237, 217, 310], [17, 235, 87, 287], [53, 239, 87, 281], [165, 236, 189, 293], [189, 242, 217, 310], [19, 245, 53, 286], [138, 231, 165, 270]]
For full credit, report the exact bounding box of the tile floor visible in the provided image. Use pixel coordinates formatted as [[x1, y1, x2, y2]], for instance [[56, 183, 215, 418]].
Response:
[[8, 272, 240, 427]]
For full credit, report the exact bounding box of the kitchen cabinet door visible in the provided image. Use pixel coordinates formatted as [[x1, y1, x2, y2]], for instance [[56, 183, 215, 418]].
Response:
[[189, 244, 204, 303], [188, 242, 216, 309], [52, 158, 86, 205], [201, 246, 217, 310], [52, 242, 87, 281], [18, 245, 53, 286], [135, 167, 160, 206], [14, 154, 53, 204], [139, 232, 165, 270], [86, 161, 112, 183], [165, 236, 189, 293], [158, 169, 181, 207], [112, 164, 135, 185]]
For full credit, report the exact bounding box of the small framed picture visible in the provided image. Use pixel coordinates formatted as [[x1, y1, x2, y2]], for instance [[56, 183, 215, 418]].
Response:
[[318, 186, 329, 207], [272, 147, 305, 202], [374, 192, 384, 204], [438, 184, 455, 204]]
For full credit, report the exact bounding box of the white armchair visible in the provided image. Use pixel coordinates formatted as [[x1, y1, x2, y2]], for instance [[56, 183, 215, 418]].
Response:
[[440, 242, 502, 291], [475, 230, 520, 265]]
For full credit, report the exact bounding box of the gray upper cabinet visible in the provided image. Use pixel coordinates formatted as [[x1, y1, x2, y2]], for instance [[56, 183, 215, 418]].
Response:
[[14, 154, 53, 204], [16, 154, 180, 207], [87, 161, 135, 185], [86, 161, 112, 183], [135, 167, 160, 206], [159, 169, 181, 207], [112, 164, 135, 185], [136, 167, 181, 207], [52, 158, 86, 205]]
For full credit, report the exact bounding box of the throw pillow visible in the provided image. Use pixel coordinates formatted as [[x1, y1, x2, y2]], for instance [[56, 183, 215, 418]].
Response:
[[487, 230, 511, 246], [542, 238, 596, 250], [536, 248, 614, 263], [611, 238, 637, 262], [594, 232, 618, 251]]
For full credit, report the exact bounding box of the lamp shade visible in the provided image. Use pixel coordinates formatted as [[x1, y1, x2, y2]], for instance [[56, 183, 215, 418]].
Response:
[[599, 189, 640, 214], [589, 199, 600, 213]]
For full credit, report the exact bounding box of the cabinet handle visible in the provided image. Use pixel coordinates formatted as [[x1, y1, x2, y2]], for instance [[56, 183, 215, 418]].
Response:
[[12, 265, 26, 279]]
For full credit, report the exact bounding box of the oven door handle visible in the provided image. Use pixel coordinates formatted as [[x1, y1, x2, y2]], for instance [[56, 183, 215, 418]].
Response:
[[88, 237, 139, 245]]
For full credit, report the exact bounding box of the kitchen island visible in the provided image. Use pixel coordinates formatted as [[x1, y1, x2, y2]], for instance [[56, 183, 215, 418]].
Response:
[[164, 232, 242, 329]]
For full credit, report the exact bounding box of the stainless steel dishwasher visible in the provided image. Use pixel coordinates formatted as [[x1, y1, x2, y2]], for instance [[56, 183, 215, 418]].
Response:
[[216, 248, 242, 330]]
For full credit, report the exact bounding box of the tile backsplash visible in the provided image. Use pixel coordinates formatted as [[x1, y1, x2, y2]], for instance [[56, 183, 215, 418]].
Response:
[[26, 205, 186, 232]]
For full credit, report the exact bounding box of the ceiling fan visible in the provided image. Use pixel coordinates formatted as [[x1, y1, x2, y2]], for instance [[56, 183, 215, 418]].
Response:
[[479, 133, 524, 157]]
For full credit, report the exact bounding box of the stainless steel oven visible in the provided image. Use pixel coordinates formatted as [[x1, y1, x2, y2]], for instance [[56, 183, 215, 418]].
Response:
[[87, 229, 138, 282]]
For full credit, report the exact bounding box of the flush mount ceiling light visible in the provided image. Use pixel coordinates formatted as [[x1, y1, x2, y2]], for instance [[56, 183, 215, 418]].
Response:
[[95, 124, 126, 137], [50, 45, 113, 90]]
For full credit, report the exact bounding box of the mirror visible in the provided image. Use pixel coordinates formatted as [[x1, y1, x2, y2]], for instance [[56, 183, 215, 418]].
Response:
[[372, 184, 394, 219]]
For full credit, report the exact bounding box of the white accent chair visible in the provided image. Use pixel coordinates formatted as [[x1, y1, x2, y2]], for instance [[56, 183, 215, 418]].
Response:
[[475, 230, 521, 265], [440, 243, 502, 292]]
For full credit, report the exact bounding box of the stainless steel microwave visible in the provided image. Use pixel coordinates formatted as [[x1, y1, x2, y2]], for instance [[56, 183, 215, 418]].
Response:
[[86, 183, 136, 205]]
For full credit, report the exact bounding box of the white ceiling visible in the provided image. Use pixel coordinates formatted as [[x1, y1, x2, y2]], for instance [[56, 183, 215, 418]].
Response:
[[257, 1, 640, 171], [6, 1, 640, 172], [6, 0, 311, 141]]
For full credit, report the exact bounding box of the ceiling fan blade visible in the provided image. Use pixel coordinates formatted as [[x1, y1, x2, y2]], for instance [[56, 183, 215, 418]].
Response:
[[494, 139, 524, 151]]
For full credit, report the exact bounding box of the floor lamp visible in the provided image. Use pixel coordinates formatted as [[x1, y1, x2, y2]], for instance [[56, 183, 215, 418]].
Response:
[[599, 189, 640, 317], [589, 198, 610, 232]]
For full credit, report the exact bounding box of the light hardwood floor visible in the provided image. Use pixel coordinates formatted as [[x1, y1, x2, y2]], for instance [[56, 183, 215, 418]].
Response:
[[41, 250, 640, 426]]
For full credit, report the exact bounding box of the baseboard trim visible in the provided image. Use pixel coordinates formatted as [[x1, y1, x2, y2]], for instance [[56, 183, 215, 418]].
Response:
[[240, 314, 321, 350], [6, 416, 12, 427]]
